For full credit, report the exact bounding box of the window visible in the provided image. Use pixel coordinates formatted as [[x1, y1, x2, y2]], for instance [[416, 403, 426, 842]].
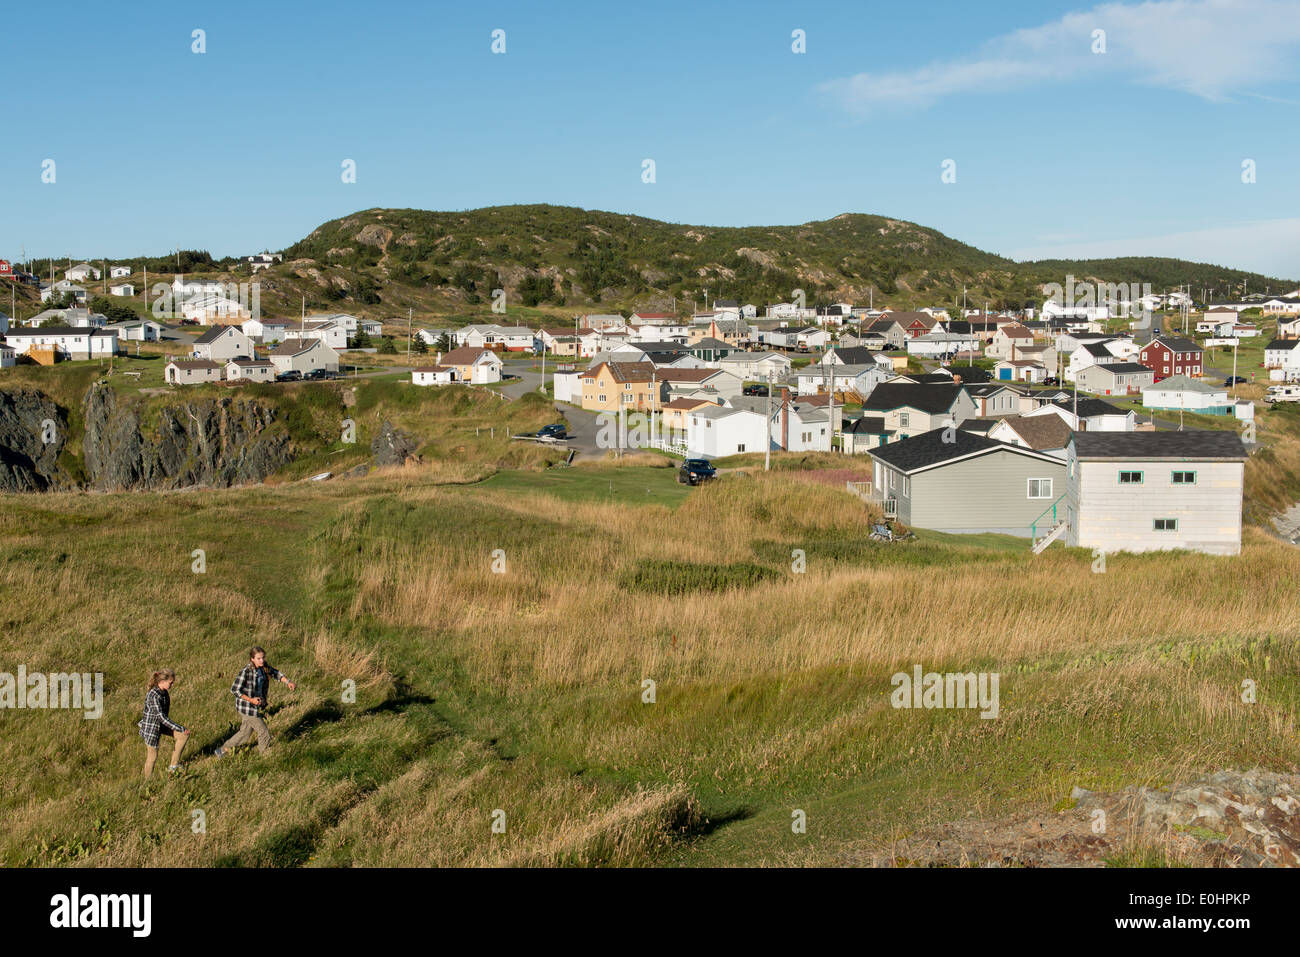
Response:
[[1119, 471, 1143, 484], [1171, 471, 1196, 485], [901, 475, 911, 496], [899, 412, 911, 427], [1028, 478, 1053, 499], [599, 394, 607, 403], [736, 444, 745, 453], [1154, 518, 1178, 531]]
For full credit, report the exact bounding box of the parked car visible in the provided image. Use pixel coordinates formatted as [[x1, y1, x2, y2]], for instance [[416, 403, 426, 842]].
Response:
[[1224, 376, 1248, 386], [742, 385, 769, 396], [677, 458, 717, 485], [275, 370, 301, 382], [536, 423, 567, 439], [1043, 376, 1060, 386], [303, 368, 329, 380]]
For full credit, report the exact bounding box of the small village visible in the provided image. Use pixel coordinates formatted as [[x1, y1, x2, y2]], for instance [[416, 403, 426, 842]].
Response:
[[4, 258, 1296, 559]]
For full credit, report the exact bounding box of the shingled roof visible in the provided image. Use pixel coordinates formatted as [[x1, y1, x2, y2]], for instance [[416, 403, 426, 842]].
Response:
[[862, 382, 967, 415], [868, 429, 1061, 474], [1071, 431, 1247, 460]]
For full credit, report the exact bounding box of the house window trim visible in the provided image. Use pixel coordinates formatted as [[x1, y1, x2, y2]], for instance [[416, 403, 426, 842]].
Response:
[[1171, 470, 1197, 485], [1154, 518, 1179, 531], [1119, 470, 1144, 485], [1027, 478, 1053, 500]]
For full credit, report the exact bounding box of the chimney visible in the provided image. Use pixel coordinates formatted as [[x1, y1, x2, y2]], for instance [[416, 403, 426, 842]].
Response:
[[781, 387, 790, 450], [436, 351, 441, 365]]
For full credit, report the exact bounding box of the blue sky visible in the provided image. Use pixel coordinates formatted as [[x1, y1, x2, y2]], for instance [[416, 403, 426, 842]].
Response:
[[4, 0, 1299, 280]]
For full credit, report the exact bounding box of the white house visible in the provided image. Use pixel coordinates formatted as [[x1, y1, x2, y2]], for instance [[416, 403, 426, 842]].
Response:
[[2, 326, 119, 360], [165, 359, 224, 384], [686, 405, 769, 458], [412, 366, 455, 387], [242, 318, 290, 343], [193, 325, 254, 362], [307, 313, 381, 339], [226, 358, 276, 382], [1024, 399, 1135, 432], [0, 343, 16, 368], [553, 369, 583, 403], [107, 319, 164, 342], [65, 262, 101, 282], [109, 265, 132, 279], [171, 276, 227, 298], [108, 282, 135, 297], [284, 319, 347, 350], [270, 337, 340, 374], [1140, 375, 1233, 415], [41, 280, 87, 304], [1075, 362, 1155, 396], [906, 330, 980, 358], [795, 363, 887, 399], [181, 294, 250, 324], [454, 324, 534, 351], [1264, 338, 1300, 370], [714, 351, 792, 382], [1065, 431, 1247, 556]]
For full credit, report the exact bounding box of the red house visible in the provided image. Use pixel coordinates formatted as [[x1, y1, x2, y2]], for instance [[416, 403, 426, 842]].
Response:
[[890, 311, 939, 338], [1138, 335, 1202, 381]]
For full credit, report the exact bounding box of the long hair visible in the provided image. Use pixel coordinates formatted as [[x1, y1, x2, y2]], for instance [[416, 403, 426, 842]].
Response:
[[148, 669, 175, 690], [248, 645, 268, 675]]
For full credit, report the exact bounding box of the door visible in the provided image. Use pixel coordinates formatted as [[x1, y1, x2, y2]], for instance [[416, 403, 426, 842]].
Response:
[[999, 367, 1012, 380]]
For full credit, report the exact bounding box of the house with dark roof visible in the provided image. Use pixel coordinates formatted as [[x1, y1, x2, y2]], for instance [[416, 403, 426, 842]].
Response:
[[1022, 398, 1136, 433], [1075, 361, 1155, 396], [860, 382, 977, 439], [193, 324, 253, 362], [269, 337, 340, 375], [1064, 431, 1247, 555], [865, 430, 1069, 535], [842, 416, 891, 454], [165, 359, 223, 385], [1138, 335, 1203, 381]]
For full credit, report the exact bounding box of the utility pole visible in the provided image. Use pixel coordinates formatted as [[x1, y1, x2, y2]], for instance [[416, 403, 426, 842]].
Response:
[[406, 307, 412, 360], [764, 372, 773, 471]]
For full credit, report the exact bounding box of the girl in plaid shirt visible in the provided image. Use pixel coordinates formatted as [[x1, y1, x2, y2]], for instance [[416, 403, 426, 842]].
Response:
[[138, 670, 189, 776]]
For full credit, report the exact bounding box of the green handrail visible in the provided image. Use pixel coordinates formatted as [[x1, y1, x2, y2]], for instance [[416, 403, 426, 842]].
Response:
[[1030, 493, 1067, 540]]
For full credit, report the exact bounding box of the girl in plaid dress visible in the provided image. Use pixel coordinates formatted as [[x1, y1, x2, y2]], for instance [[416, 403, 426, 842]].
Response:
[[138, 670, 189, 776]]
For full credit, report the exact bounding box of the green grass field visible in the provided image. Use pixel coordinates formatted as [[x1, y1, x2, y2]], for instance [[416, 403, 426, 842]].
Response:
[[1, 447, 1297, 867]]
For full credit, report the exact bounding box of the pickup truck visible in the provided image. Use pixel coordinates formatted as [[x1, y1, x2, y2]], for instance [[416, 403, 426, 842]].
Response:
[[677, 458, 717, 485]]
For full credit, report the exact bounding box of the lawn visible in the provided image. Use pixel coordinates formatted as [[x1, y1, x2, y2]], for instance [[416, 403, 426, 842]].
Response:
[[1, 461, 1296, 868]]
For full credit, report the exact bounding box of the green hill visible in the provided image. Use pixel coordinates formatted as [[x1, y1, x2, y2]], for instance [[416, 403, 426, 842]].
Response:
[[12, 205, 1295, 321]]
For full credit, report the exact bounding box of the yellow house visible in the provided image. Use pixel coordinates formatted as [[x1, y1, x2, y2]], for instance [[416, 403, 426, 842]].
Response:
[[660, 397, 716, 431], [581, 361, 657, 413]]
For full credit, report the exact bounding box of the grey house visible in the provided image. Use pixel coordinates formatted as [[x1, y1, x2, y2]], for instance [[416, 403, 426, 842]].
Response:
[[866, 430, 1068, 536]]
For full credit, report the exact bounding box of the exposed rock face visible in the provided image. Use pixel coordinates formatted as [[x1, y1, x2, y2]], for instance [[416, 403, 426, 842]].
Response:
[[371, 420, 419, 467], [82, 383, 294, 491], [0, 389, 69, 491], [863, 769, 1300, 868]]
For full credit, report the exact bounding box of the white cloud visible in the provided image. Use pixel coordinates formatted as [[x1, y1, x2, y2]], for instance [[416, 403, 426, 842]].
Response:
[[820, 0, 1300, 114], [1006, 217, 1300, 280]]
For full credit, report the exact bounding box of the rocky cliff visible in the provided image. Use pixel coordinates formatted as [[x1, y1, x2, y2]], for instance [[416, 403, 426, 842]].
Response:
[[0, 389, 70, 492], [80, 383, 295, 491]]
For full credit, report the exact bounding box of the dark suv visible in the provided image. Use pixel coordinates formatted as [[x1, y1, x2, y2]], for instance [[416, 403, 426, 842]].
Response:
[[678, 458, 717, 485], [743, 384, 769, 396], [536, 423, 567, 439], [275, 370, 301, 382]]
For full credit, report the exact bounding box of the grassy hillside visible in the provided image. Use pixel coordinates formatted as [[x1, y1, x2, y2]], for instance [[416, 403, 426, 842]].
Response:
[[2, 452, 1297, 867], [13, 205, 1294, 322]]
